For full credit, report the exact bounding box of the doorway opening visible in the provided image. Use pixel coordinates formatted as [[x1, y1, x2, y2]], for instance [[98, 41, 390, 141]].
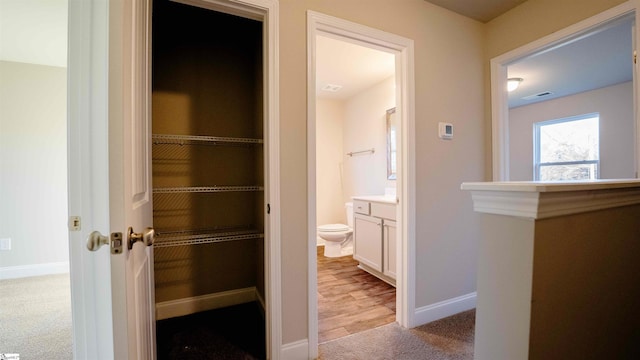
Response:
[[307, 11, 416, 358], [0, 0, 72, 357], [491, 3, 639, 181], [151, 0, 268, 358], [314, 34, 397, 344]]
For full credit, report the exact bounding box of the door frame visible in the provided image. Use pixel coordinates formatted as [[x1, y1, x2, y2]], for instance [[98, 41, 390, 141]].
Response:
[[68, 0, 114, 358], [306, 11, 416, 358], [490, 1, 640, 181], [68, 0, 281, 358]]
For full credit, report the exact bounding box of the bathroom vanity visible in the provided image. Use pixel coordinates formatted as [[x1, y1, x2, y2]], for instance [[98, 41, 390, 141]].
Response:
[[352, 195, 397, 286]]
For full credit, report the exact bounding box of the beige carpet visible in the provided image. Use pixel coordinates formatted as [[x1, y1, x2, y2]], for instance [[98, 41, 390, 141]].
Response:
[[319, 309, 475, 360], [0, 274, 72, 359]]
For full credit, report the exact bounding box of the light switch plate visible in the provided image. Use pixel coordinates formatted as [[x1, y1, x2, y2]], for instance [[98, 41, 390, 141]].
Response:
[[439, 122, 453, 139], [0, 238, 11, 251]]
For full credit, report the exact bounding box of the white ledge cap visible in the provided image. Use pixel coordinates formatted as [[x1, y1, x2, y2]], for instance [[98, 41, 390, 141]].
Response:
[[460, 179, 640, 219]]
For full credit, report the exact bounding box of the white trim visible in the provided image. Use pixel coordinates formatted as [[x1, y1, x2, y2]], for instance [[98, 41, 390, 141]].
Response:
[[68, 0, 114, 358], [280, 339, 309, 360], [413, 292, 477, 326], [155, 287, 258, 320], [307, 10, 416, 358], [490, 1, 638, 181], [262, 1, 282, 358], [306, 14, 319, 358], [0, 262, 70, 280], [464, 183, 640, 219]]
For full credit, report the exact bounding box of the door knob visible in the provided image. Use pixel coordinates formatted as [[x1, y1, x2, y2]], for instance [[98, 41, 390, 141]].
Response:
[[128, 227, 155, 250], [86, 231, 109, 251]]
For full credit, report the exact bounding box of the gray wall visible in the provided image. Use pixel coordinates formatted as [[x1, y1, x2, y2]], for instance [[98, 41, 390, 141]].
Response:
[[509, 82, 635, 180], [279, 0, 485, 343], [0, 61, 68, 271]]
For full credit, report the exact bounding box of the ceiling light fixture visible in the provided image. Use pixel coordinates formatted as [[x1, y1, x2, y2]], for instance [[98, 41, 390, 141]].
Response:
[[507, 78, 523, 92]]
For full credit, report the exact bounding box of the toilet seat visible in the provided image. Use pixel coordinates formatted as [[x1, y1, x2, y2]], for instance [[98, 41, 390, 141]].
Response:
[[318, 223, 350, 232]]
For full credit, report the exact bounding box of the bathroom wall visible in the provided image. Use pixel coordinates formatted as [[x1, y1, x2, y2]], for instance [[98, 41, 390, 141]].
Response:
[[316, 76, 395, 227], [342, 75, 396, 202], [316, 98, 346, 226], [0, 61, 69, 277], [509, 81, 634, 181]]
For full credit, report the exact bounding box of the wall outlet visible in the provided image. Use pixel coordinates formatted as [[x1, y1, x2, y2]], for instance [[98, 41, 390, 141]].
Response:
[[0, 238, 11, 251]]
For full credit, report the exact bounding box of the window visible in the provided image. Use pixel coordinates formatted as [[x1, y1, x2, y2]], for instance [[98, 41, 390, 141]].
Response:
[[534, 114, 600, 181]]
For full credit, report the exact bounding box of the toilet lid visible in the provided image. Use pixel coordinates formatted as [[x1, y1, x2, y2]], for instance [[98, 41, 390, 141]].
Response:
[[318, 223, 350, 232]]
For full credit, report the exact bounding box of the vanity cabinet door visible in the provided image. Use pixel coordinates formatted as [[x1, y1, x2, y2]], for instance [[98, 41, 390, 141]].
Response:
[[383, 219, 397, 279], [353, 214, 383, 272]]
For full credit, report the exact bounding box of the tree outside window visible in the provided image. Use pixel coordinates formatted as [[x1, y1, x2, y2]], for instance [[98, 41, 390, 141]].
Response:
[[534, 114, 600, 181]]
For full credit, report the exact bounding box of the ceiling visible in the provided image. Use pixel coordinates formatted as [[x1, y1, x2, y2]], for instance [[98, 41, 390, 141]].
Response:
[[316, 35, 395, 100], [508, 16, 633, 108], [425, 0, 527, 23], [316, 2, 633, 110], [5, 0, 633, 110], [0, 0, 68, 67]]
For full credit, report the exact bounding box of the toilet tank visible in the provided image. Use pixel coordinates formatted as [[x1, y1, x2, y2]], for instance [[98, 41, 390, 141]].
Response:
[[345, 202, 354, 228]]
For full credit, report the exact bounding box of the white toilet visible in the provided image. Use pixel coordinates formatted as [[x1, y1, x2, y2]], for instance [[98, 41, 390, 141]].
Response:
[[318, 202, 354, 257]]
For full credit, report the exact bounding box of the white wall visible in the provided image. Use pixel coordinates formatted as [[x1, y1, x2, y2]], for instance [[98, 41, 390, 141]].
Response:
[[0, 61, 69, 274], [509, 81, 634, 180], [316, 98, 346, 225], [343, 76, 396, 201]]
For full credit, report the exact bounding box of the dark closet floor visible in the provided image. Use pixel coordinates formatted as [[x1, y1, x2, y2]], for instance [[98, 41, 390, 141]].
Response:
[[156, 302, 266, 360]]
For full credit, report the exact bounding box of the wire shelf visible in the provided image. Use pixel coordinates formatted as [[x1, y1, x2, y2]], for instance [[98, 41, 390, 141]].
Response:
[[152, 134, 263, 146], [153, 186, 264, 194], [154, 228, 264, 248]]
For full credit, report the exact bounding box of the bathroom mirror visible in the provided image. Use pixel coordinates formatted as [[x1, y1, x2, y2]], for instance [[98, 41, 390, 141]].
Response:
[[386, 108, 397, 180]]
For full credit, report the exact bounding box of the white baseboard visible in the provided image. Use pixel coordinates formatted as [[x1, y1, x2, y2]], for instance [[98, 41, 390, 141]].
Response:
[[281, 339, 309, 360], [414, 292, 477, 326], [156, 286, 257, 320], [0, 261, 69, 280]]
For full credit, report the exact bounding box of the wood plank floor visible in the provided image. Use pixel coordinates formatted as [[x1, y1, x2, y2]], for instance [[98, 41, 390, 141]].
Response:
[[317, 246, 396, 343]]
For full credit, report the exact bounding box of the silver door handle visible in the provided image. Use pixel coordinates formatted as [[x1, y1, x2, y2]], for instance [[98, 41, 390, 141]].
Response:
[[86, 231, 109, 251], [128, 227, 155, 250]]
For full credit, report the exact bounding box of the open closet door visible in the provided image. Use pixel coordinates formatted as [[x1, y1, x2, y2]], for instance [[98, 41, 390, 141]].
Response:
[[68, 0, 155, 359], [108, 0, 156, 358]]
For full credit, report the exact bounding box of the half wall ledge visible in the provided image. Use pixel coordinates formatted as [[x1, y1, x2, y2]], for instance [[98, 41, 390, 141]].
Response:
[[461, 179, 640, 360]]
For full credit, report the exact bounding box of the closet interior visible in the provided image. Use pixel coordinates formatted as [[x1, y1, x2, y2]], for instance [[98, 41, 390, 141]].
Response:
[[151, 0, 266, 338]]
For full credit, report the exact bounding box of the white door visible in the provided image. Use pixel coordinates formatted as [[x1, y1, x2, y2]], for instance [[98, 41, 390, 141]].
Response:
[[68, 0, 155, 359]]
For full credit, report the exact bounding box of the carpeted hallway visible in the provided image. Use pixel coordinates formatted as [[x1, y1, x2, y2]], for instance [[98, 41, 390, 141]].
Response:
[[0, 273, 474, 359], [0, 274, 73, 359], [319, 309, 475, 359]]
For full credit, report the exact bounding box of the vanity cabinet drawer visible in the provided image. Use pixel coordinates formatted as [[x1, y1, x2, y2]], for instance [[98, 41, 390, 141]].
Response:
[[371, 202, 395, 220], [353, 200, 370, 215]]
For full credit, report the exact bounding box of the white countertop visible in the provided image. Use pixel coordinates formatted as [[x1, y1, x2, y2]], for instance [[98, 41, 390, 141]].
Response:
[[352, 195, 397, 204], [461, 179, 640, 193]]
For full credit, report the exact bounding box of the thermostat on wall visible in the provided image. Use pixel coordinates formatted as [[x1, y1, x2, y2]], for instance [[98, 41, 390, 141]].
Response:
[[439, 122, 453, 139]]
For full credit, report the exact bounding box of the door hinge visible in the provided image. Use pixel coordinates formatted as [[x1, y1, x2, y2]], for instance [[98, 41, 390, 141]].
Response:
[[634, 50, 637, 64], [267, 203, 271, 214]]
